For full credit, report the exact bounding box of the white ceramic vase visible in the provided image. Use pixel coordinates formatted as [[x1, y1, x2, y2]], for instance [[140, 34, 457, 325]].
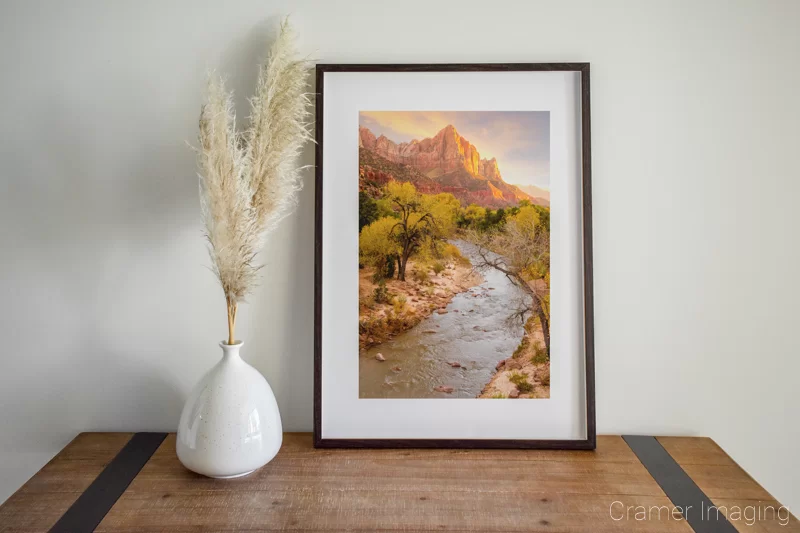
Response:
[[176, 341, 282, 478]]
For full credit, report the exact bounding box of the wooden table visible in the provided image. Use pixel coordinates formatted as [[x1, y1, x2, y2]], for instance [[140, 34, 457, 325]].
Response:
[[0, 433, 796, 532]]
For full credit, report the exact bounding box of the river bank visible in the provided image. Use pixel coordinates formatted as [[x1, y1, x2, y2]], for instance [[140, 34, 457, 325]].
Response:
[[358, 256, 484, 351], [360, 240, 532, 399], [478, 314, 551, 399]]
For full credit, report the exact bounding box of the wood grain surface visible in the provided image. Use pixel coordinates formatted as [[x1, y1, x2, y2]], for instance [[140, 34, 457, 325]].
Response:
[[100, 434, 680, 532], [0, 433, 796, 533], [0, 433, 133, 533], [658, 437, 799, 533]]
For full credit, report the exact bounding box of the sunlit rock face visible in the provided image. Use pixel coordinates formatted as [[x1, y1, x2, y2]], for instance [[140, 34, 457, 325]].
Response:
[[479, 157, 501, 181], [363, 124, 482, 177], [359, 126, 377, 150], [359, 125, 547, 208]]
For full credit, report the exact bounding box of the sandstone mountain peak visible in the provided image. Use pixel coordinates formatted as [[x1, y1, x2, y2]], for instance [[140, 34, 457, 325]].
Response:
[[359, 125, 547, 208], [360, 125, 484, 178]]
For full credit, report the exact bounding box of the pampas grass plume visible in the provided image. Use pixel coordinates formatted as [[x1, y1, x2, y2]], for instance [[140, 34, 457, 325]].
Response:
[[196, 18, 312, 345]]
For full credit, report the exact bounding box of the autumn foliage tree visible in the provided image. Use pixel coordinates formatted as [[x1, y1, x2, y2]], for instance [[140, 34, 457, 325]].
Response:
[[359, 216, 401, 277], [384, 182, 434, 281], [358, 182, 460, 282]]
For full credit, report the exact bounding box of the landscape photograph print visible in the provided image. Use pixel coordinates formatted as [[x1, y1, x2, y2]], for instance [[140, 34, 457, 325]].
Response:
[[358, 111, 551, 399]]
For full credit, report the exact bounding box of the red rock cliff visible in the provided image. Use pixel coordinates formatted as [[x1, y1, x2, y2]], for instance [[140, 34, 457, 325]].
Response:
[[359, 124, 540, 207], [362, 124, 485, 177]]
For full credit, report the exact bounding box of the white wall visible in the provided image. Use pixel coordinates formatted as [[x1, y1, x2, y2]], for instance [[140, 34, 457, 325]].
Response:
[[1, 0, 798, 512]]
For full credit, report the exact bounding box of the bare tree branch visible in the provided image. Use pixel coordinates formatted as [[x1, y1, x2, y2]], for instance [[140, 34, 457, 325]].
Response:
[[465, 224, 550, 356]]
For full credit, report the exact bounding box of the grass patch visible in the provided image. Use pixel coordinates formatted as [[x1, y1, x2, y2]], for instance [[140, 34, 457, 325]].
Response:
[[359, 316, 387, 339], [360, 311, 422, 347], [392, 294, 407, 315], [512, 315, 550, 363], [512, 334, 530, 359], [531, 343, 549, 365], [508, 371, 534, 394], [490, 392, 506, 399], [442, 243, 463, 260], [359, 295, 376, 311], [412, 267, 430, 284], [540, 372, 550, 387], [512, 316, 535, 359]]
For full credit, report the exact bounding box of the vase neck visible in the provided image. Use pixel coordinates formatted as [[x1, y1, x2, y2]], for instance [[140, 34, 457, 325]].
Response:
[[219, 341, 243, 362]]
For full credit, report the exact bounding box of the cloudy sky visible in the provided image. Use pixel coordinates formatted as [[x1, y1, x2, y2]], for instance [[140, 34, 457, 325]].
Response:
[[359, 111, 550, 189]]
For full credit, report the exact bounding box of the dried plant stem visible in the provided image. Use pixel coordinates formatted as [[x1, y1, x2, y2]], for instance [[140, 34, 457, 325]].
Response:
[[226, 298, 238, 345]]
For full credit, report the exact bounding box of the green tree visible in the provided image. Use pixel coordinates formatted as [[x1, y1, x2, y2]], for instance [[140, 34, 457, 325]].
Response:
[[459, 204, 486, 228], [483, 207, 506, 230], [532, 204, 550, 232], [359, 191, 379, 231], [358, 191, 379, 232]]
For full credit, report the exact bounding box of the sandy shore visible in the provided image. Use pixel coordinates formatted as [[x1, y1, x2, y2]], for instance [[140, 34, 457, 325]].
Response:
[[359, 260, 484, 351]]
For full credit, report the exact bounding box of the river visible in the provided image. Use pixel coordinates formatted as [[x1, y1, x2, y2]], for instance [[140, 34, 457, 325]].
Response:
[[359, 240, 530, 398]]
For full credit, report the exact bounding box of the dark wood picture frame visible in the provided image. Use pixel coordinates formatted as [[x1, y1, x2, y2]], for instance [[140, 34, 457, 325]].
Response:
[[314, 63, 595, 449]]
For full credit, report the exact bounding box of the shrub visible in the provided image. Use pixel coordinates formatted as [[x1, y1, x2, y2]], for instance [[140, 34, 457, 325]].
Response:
[[512, 335, 530, 359], [412, 267, 430, 284], [373, 281, 390, 304], [490, 392, 506, 399], [370, 254, 398, 283], [371, 267, 385, 283], [442, 243, 471, 267], [386, 311, 418, 331], [441, 243, 463, 260], [359, 295, 376, 310], [392, 294, 407, 315], [540, 372, 550, 387], [359, 316, 387, 339], [384, 255, 396, 279], [432, 261, 445, 275], [531, 343, 549, 365], [508, 371, 534, 394]]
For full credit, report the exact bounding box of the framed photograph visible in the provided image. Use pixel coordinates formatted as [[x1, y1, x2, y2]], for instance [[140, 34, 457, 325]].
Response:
[[314, 64, 594, 449]]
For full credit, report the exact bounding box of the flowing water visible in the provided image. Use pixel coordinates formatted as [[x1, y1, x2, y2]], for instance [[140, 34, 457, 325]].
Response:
[[359, 240, 529, 398]]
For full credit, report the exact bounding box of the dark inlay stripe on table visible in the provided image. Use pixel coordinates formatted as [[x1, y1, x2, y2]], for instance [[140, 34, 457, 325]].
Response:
[[49, 432, 167, 533], [624, 435, 738, 533]]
